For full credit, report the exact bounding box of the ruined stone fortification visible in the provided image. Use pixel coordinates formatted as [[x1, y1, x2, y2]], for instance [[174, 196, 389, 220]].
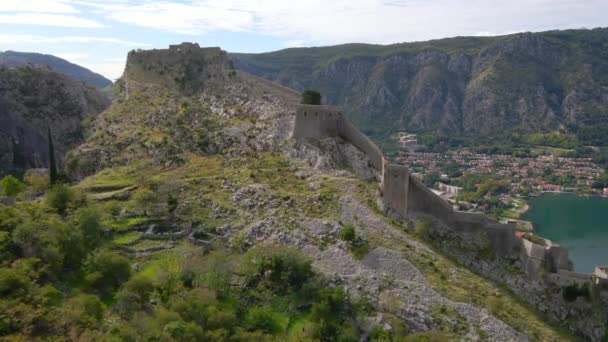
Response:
[[125, 43, 235, 94], [294, 105, 384, 173], [292, 104, 602, 285]]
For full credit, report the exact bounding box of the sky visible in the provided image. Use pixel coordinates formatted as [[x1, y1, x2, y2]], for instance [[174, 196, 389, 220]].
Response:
[[1, 0, 607, 80]]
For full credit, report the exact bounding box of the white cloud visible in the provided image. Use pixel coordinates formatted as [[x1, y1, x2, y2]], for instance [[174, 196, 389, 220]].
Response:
[[0, 0, 78, 14], [79, 0, 608, 46], [0, 13, 104, 28], [80, 61, 125, 80], [0, 34, 147, 47], [80, 1, 253, 34]]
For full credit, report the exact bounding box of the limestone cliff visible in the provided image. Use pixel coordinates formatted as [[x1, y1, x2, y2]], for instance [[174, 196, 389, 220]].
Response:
[[232, 28, 608, 143], [0, 65, 110, 176]]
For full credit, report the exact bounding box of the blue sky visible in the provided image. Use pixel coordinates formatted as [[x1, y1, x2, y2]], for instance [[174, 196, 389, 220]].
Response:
[[1, 0, 607, 80]]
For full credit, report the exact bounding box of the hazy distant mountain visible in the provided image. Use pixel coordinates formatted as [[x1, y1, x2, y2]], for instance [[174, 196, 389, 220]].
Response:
[[0, 51, 113, 89], [232, 28, 608, 146]]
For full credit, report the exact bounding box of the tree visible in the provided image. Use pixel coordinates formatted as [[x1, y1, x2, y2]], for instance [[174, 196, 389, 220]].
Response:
[[48, 126, 58, 185], [0, 175, 25, 197], [422, 172, 441, 188], [115, 275, 155, 318], [301, 90, 322, 105], [167, 193, 178, 217], [244, 306, 283, 334], [46, 184, 74, 216], [63, 294, 104, 329], [242, 246, 313, 294], [85, 250, 131, 293], [74, 207, 102, 250], [133, 187, 158, 217]]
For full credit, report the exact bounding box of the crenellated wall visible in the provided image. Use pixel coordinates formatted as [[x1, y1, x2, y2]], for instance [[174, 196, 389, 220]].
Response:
[[293, 104, 384, 172], [291, 103, 588, 282]]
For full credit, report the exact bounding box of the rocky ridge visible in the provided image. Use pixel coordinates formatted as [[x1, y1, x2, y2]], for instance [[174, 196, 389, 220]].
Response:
[[0, 65, 110, 176], [233, 28, 608, 140], [70, 44, 575, 340]]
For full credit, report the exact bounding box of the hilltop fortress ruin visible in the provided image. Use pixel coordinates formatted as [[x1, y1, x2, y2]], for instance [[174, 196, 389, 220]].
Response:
[[123, 43, 607, 290], [293, 104, 608, 290], [125, 43, 235, 95], [120, 43, 606, 337]]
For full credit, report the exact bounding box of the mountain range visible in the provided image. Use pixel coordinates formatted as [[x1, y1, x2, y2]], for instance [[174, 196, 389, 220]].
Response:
[[233, 28, 608, 146], [0, 42, 605, 341], [0, 51, 113, 90]]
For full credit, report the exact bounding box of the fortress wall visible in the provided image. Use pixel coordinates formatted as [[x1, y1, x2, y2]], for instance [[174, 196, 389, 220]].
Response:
[[548, 270, 593, 287], [407, 177, 454, 218], [290, 103, 579, 279], [382, 163, 410, 217], [521, 238, 548, 277], [452, 211, 491, 224], [484, 224, 522, 256], [547, 245, 574, 272], [292, 105, 342, 140], [126, 44, 234, 93], [449, 213, 522, 257], [338, 118, 384, 171]]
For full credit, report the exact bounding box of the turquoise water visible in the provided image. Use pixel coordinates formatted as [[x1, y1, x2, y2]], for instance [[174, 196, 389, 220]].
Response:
[[522, 193, 608, 273]]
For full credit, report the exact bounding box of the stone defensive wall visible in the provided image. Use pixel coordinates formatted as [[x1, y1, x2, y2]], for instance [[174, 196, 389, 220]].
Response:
[[291, 103, 597, 284], [125, 42, 235, 94], [293, 105, 384, 172]]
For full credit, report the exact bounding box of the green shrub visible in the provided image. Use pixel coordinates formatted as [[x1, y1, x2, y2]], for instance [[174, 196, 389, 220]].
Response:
[[73, 207, 102, 250], [64, 294, 104, 328], [0, 267, 31, 298], [46, 184, 74, 215], [243, 306, 284, 334], [115, 275, 155, 318], [85, 250, 131, 293], [12, 217, 84, 274], [161, 320, 204, 342], [310, 287, 359, 340], [242, 246, 313, 294], [0, 175, 25, 197], [339, 224, 356, 242], [301, 89, 322, 105], [339, 224, 369, 259]]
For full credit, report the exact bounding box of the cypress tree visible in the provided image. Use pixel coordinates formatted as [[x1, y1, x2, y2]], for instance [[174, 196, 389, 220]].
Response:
[[48, 126, 58, 185]]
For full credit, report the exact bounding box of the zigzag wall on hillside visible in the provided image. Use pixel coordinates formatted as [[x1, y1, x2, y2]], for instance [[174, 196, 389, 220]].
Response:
[[291, 103, 582, 281]]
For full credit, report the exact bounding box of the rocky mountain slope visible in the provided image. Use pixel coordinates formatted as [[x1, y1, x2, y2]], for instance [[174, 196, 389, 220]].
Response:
[[58, 43, 578, 340], [0, 51, 113, 89], [0, 65, 110, 176], [233, 28, 608, 144]]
